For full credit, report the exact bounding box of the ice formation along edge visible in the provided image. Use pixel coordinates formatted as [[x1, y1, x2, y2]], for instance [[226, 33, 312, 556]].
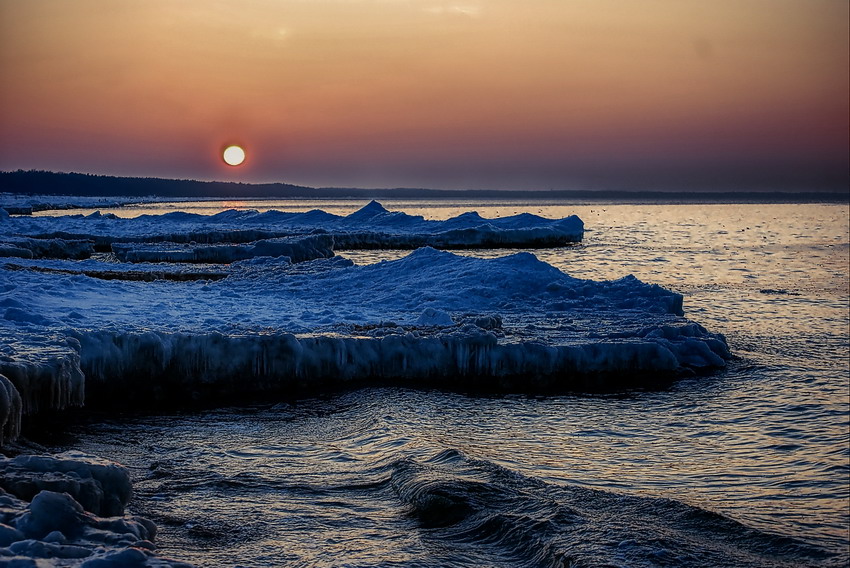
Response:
[[0, 201, 730, 444], [0, 451, 193, 566], [0, 201, 729, 566], [0, 199, 586, 254]]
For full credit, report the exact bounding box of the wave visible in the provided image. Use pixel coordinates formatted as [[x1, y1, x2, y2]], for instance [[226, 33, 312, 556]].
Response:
[[389, 449, 841, 568]]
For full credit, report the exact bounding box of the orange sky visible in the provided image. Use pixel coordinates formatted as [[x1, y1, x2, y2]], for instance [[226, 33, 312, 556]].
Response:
[[1, 0, 847, 190]]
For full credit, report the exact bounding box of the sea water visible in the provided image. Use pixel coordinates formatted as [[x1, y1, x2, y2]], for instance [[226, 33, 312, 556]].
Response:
[[45, 201, 849, 567]]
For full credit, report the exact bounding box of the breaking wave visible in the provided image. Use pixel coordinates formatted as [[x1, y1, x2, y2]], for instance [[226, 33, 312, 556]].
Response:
[[59, 384, 843, 568], [388, 449, 836, 568]]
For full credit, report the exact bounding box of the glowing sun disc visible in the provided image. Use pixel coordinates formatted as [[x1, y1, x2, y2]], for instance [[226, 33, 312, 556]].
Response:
[[222, 145, 246, 166]]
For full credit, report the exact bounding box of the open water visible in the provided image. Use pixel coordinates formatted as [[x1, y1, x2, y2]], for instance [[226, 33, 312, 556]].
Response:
[[47, 200, 849, 567]]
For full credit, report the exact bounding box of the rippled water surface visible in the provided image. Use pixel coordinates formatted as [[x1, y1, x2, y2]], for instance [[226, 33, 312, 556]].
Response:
[[50, 201, 849, 567]]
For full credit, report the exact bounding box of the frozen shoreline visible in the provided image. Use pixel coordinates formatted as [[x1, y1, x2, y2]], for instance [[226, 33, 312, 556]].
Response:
[[0, 201, 732, 566], [0, 202, 729, 440], [0, 246, 729, 428]]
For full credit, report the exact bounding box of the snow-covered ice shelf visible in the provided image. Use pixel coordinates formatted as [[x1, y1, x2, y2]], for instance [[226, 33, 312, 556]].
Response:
[[0, 200, 585, 253], [0, 202, 730, 445], [0, 244, 729, 443]]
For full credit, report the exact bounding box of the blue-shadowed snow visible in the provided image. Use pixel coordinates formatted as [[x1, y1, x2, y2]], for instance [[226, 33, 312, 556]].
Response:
[[0, 245, 728, 447]]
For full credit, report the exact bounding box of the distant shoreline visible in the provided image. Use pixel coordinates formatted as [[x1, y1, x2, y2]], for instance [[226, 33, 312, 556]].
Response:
[[1, 170, 847, 204]]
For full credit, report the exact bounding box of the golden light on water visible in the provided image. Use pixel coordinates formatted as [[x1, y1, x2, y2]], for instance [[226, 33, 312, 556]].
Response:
[[222, 145, 246, 167]]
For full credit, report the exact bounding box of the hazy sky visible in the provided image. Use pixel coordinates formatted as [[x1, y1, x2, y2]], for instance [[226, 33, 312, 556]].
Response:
[[1, 0, 847, 190]]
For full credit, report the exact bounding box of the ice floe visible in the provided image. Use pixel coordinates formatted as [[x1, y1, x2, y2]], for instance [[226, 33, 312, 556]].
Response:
[[111, 234, 334, 264], [1, 200, 585, 251], [0, 236, 94, 260], [0, 452, 191, 566]]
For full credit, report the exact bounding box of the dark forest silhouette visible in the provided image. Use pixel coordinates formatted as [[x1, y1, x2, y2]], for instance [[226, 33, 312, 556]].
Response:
[[1, 170, 847, 202]]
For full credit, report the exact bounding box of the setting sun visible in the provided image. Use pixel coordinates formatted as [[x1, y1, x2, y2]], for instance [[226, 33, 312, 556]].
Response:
[[0, 1, 845, 565], [222, 145, 245, 167]]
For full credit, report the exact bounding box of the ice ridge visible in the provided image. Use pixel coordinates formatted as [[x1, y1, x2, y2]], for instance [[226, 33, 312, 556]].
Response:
[[1, 201, 584, 252]]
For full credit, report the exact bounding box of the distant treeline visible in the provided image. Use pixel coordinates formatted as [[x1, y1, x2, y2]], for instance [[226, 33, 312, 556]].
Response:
[[0, 170, 311, 198], [1, 170, 847, 203]]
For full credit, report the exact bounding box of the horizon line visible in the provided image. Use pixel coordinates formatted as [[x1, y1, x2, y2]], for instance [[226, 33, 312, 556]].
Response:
[[2, 169, 849, 198]]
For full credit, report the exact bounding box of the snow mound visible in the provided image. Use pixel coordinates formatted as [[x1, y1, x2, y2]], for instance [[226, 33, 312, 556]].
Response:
[[0, 451, 192, 565], [0, 247, 686, 336], [278, 248, 684, 317]]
